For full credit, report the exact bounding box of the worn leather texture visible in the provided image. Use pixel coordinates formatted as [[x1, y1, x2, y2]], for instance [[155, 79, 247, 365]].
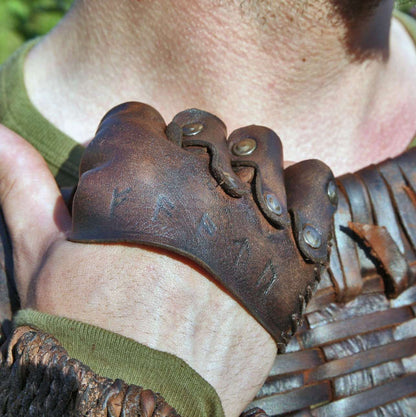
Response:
[[249, 147, 416, 416], [69, 102, 336, 348], [0, 326, 179, 417]]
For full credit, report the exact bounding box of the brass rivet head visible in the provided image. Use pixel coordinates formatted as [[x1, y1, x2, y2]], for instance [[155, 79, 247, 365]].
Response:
[[327, 180, 338, 205], [265, 193, 282, 216], [232, 138, 257, 156], [303, 225, 322, 249], [182, 123, 203, 136]]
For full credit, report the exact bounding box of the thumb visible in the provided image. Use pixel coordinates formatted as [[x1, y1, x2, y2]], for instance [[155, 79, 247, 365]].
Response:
[[0, 125, 71, 292]]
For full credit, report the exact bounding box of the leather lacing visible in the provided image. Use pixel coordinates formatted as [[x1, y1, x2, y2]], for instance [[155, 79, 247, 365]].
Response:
[[0, 327, 179, 417]]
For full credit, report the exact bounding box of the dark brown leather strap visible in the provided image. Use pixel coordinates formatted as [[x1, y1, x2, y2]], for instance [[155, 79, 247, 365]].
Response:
[[69, 102, 336, 349], [0, 326, 179, 417]]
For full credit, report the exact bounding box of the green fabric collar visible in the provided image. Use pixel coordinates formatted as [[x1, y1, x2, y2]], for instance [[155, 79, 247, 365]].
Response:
[[0, 39, 83, 187]]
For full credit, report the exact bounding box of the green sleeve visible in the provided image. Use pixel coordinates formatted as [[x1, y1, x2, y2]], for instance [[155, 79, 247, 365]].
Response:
[[15, 309, 225, 417]]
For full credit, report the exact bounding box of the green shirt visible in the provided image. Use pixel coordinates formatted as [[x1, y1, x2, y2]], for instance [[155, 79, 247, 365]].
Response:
[[1, 7, 416, 417], [0, 39, 82, 187]]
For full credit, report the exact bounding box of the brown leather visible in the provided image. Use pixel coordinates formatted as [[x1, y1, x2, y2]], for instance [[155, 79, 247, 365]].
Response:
[[0, 326, 179, 417], [314, 147, 416, 306], [69, 102, 336, 349], [250, 146, 416, 416]]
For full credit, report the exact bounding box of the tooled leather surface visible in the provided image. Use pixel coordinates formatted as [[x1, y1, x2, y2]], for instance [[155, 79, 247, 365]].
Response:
[[69, 102, 336, 348], [0, 326, 180, 417]]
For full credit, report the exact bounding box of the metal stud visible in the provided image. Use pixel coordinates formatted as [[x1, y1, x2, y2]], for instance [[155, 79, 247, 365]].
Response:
[[182, 123, 203, 136], [264, 193, 282, 216], [327, 180, 338, 205], [232, 138, 257, 156], [303, 224, 322, 249]]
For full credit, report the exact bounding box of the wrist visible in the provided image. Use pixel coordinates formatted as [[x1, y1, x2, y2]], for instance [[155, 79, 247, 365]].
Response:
[[29, 242, 276, 416]]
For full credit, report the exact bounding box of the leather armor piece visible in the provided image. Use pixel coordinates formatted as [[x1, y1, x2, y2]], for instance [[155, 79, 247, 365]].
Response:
[[0, 106, 415, 416], [249, 146, 416, 416], [69, 102, 336, 349], [0, 326, 179, 417]]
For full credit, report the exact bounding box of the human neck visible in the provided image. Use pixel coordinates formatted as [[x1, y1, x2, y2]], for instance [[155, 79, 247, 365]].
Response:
[[25, 0, 416, 174]]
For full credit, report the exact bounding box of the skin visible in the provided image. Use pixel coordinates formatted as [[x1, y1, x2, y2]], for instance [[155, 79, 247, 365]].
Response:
[[24, 0, 416, 172], [1, 1, 416, 416]]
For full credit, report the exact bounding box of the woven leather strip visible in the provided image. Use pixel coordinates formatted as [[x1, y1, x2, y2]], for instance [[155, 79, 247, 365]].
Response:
[[251, 288, 416, 416], [0, 326, 180, 417], [249, 146, 416, 416]]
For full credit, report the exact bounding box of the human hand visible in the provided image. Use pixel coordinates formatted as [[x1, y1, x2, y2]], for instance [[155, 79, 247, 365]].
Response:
[[0, 98, 335, 417], [0, 124, 277, 417]]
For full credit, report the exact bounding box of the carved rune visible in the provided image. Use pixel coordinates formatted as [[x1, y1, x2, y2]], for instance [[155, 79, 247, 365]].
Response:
[[152, 195, 175, 222], [198, 213, 217, 236], [110, 187, 132, 216], [234, 238, 251, 266], [257, 261, 278, 295]]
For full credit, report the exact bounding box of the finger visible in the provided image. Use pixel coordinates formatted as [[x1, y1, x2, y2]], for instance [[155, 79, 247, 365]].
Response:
[[169, 108, 247, 197], [0, 125, 71, 275], [81, 102, 167, 173], [284, 159, 337, 263], [228, 125, 291, 228]]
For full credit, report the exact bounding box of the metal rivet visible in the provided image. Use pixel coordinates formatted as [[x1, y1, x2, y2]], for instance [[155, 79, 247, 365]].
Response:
[[232, 138, 257, 156], [182, 123, 203, 136], [327, 180, 338, 205], [303, 225, 322, 249], [265, 193, 282, 216]]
